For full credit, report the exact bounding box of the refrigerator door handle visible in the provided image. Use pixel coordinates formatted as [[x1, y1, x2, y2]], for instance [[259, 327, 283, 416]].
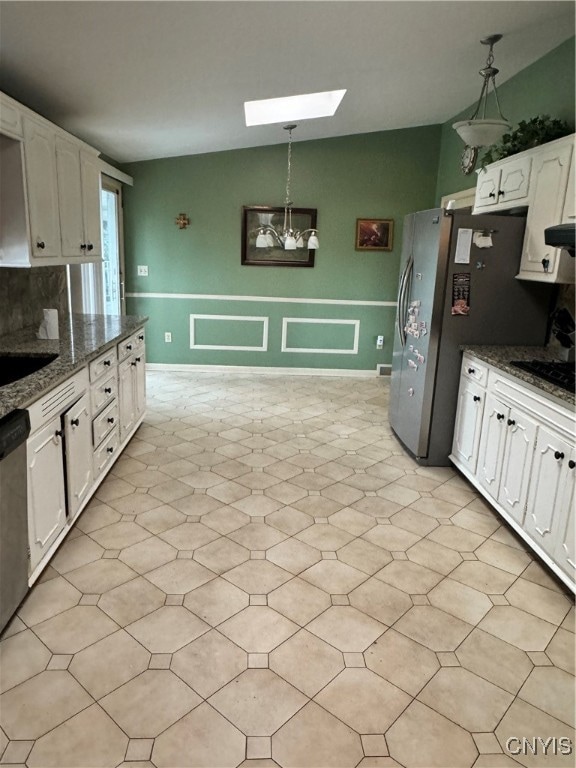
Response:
[[396, 264, 408, 346], [397, 255, 413, 347]]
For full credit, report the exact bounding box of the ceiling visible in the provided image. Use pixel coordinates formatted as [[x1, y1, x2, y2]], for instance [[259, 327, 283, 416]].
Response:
[[0, 1, 573, 163]]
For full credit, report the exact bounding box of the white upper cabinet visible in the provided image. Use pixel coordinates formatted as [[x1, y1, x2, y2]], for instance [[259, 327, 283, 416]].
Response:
[[474, 155, 531, 212], [473, 134, 575, 284], [23, 117, 62, 260], [518, 139, 573, 282], [56, 138, 102, 260], [80, 151, 102, 258], [0, 91, 102, 268]]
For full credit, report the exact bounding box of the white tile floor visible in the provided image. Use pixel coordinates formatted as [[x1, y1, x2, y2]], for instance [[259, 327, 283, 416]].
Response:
[[0, 370, 574, 768]]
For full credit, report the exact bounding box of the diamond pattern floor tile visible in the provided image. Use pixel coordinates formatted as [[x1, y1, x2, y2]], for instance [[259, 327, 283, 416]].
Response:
[[3, 370, 572, 768]]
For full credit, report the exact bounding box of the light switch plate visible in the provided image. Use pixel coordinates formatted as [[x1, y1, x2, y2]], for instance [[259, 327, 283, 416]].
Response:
[[137, 265, 148, 276]]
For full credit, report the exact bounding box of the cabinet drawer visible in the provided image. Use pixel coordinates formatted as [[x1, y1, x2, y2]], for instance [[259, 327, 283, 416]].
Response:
[[93, 426, 119, 478], [118, 328, 145, 361], [89, 348, 117, 382], [91, 374, 117, 415], [92, 400, 118, 447], [461, 356, 488, 387]]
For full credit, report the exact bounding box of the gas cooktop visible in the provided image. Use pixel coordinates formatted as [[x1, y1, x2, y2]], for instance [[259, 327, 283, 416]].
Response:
[[510, 359, 575, 394]]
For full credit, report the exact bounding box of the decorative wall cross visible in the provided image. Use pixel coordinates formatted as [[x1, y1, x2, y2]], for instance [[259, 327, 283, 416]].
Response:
[[175, 213, 190, 229]]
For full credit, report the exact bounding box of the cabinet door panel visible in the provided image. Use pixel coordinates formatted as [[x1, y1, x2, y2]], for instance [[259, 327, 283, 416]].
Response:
[[134, 352, 146, 421], [554, 452, 575, 577], [521, 143, 572, 274], [64, 394, 93, 520], [28, 418, 66, 570], [498, 156, 531, 204], [23, 118, 61, 258], [452, 378, 484, 474], [80, 152, 102, 258], [475, 167, 501, 210], [525, 429, 571, 557], [497, 408, 537, 524], [119, 357, 135, 441], [56, 138, 83, 257], [477, 394, 508, 499]]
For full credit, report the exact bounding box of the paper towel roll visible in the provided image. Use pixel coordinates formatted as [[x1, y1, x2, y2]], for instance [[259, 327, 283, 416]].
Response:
[[38, 308, 59, 339]]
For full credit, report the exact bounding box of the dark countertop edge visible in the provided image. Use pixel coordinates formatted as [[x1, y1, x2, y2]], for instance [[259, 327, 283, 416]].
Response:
[[462, 345, 575, 409], [0, 313, 148, 419]]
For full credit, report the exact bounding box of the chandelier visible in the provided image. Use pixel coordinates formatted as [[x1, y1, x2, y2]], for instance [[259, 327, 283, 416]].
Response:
[[453, 34, 512, 148], [255, 125, 319, 251]]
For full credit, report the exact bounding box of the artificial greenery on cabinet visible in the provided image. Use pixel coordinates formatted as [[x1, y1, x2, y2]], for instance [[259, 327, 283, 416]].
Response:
[[482, 115, 572, 166]]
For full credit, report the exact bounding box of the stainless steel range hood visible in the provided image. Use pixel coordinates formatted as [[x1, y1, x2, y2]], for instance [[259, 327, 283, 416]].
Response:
[[544, 223, 575, 256]]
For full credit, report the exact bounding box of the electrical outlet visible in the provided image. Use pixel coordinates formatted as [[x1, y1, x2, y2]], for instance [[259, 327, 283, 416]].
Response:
[[164, 332, 172, 343], [137, 265, 148, 276], [376, 335, 384, 349]]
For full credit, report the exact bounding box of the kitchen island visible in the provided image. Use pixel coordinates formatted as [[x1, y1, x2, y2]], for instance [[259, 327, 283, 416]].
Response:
[[451, 345, 575, 592]]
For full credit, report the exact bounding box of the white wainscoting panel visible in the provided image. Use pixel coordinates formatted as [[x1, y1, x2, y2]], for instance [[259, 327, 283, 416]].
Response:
[[281, 318, 360, 355], [190, 314, 269, 351]]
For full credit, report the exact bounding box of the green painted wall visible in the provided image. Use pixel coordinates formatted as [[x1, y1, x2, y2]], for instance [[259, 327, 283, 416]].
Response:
[[435, 37, 575, 201], [123, 38, 574, 372], [123, 126, 442, 370]]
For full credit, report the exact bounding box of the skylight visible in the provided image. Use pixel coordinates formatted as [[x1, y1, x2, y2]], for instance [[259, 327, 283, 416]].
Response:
[[244, 90, 346, 127]]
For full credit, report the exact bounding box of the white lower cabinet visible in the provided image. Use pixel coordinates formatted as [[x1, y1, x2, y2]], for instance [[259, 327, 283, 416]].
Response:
[[451, 355, 575, 591], [25, 328, 146, 583], [451, 377, 485, 475], [63, 393, 93, 520], [524, 430, 573, 558], [555, 453, 576, 575], [497, 407, 537, 524], [27, 417, 67, 571], [118, 330, 146, 442]]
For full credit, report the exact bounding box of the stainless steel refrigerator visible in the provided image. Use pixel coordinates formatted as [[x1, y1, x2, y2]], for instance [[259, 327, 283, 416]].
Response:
[[389, 207, 554, 466]]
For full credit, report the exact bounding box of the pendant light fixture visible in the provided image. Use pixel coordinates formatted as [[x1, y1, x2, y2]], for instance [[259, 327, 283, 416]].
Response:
[[255, 125, 319, 251], [453, 34, 512, 148]]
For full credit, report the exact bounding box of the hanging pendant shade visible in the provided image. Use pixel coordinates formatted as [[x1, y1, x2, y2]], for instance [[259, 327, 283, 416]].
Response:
[[453, 35, 511, 148]]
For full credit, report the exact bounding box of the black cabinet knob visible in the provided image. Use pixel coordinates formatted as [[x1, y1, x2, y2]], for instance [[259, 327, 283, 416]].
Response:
[[70, 418, 80, 427], [104, 360, 111, 367], [473, 395, 481, 402], [80, 243, 87, 250], [569, 460, 575, 470], [488, 192, 496, 199], [127, 344, 132, 351], [87, 243, 94, 251], [138, 334, 144, 341], [131, 361, 137, 367], [107, 446, 114, 454], [55, 429, 63, 437], [554, 451, 565, 461], [107, 417, 115, 424], [507, 419, 515, 426], [498, 190, 505, 197], [104, 387, 112, 394], [135, 356, 141, 363], [496, 413, 505, 421], [467, 368, 475, 374], [542, 258, 550, 272], [37, 241, 45, 249]]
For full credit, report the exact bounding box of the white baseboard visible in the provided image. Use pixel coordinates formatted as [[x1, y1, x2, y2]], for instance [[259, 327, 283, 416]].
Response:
[[145, 363, 380, 378]]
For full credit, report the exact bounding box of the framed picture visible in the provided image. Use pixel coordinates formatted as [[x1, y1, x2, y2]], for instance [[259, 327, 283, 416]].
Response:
[[242, 205, 317, 267], [355, 218, 394, 251]]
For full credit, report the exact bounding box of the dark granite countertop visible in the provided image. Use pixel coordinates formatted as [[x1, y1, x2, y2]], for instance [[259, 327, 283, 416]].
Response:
[[463, 345, 575, 408], [0, 313, 148, 419]]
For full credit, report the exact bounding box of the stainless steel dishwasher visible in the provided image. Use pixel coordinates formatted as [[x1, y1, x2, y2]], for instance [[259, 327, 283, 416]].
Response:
[[0, 409, 31, 633]]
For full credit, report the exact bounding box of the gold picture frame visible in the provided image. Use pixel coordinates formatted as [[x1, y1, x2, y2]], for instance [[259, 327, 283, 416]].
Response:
[[355, 218, 394, 251]]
